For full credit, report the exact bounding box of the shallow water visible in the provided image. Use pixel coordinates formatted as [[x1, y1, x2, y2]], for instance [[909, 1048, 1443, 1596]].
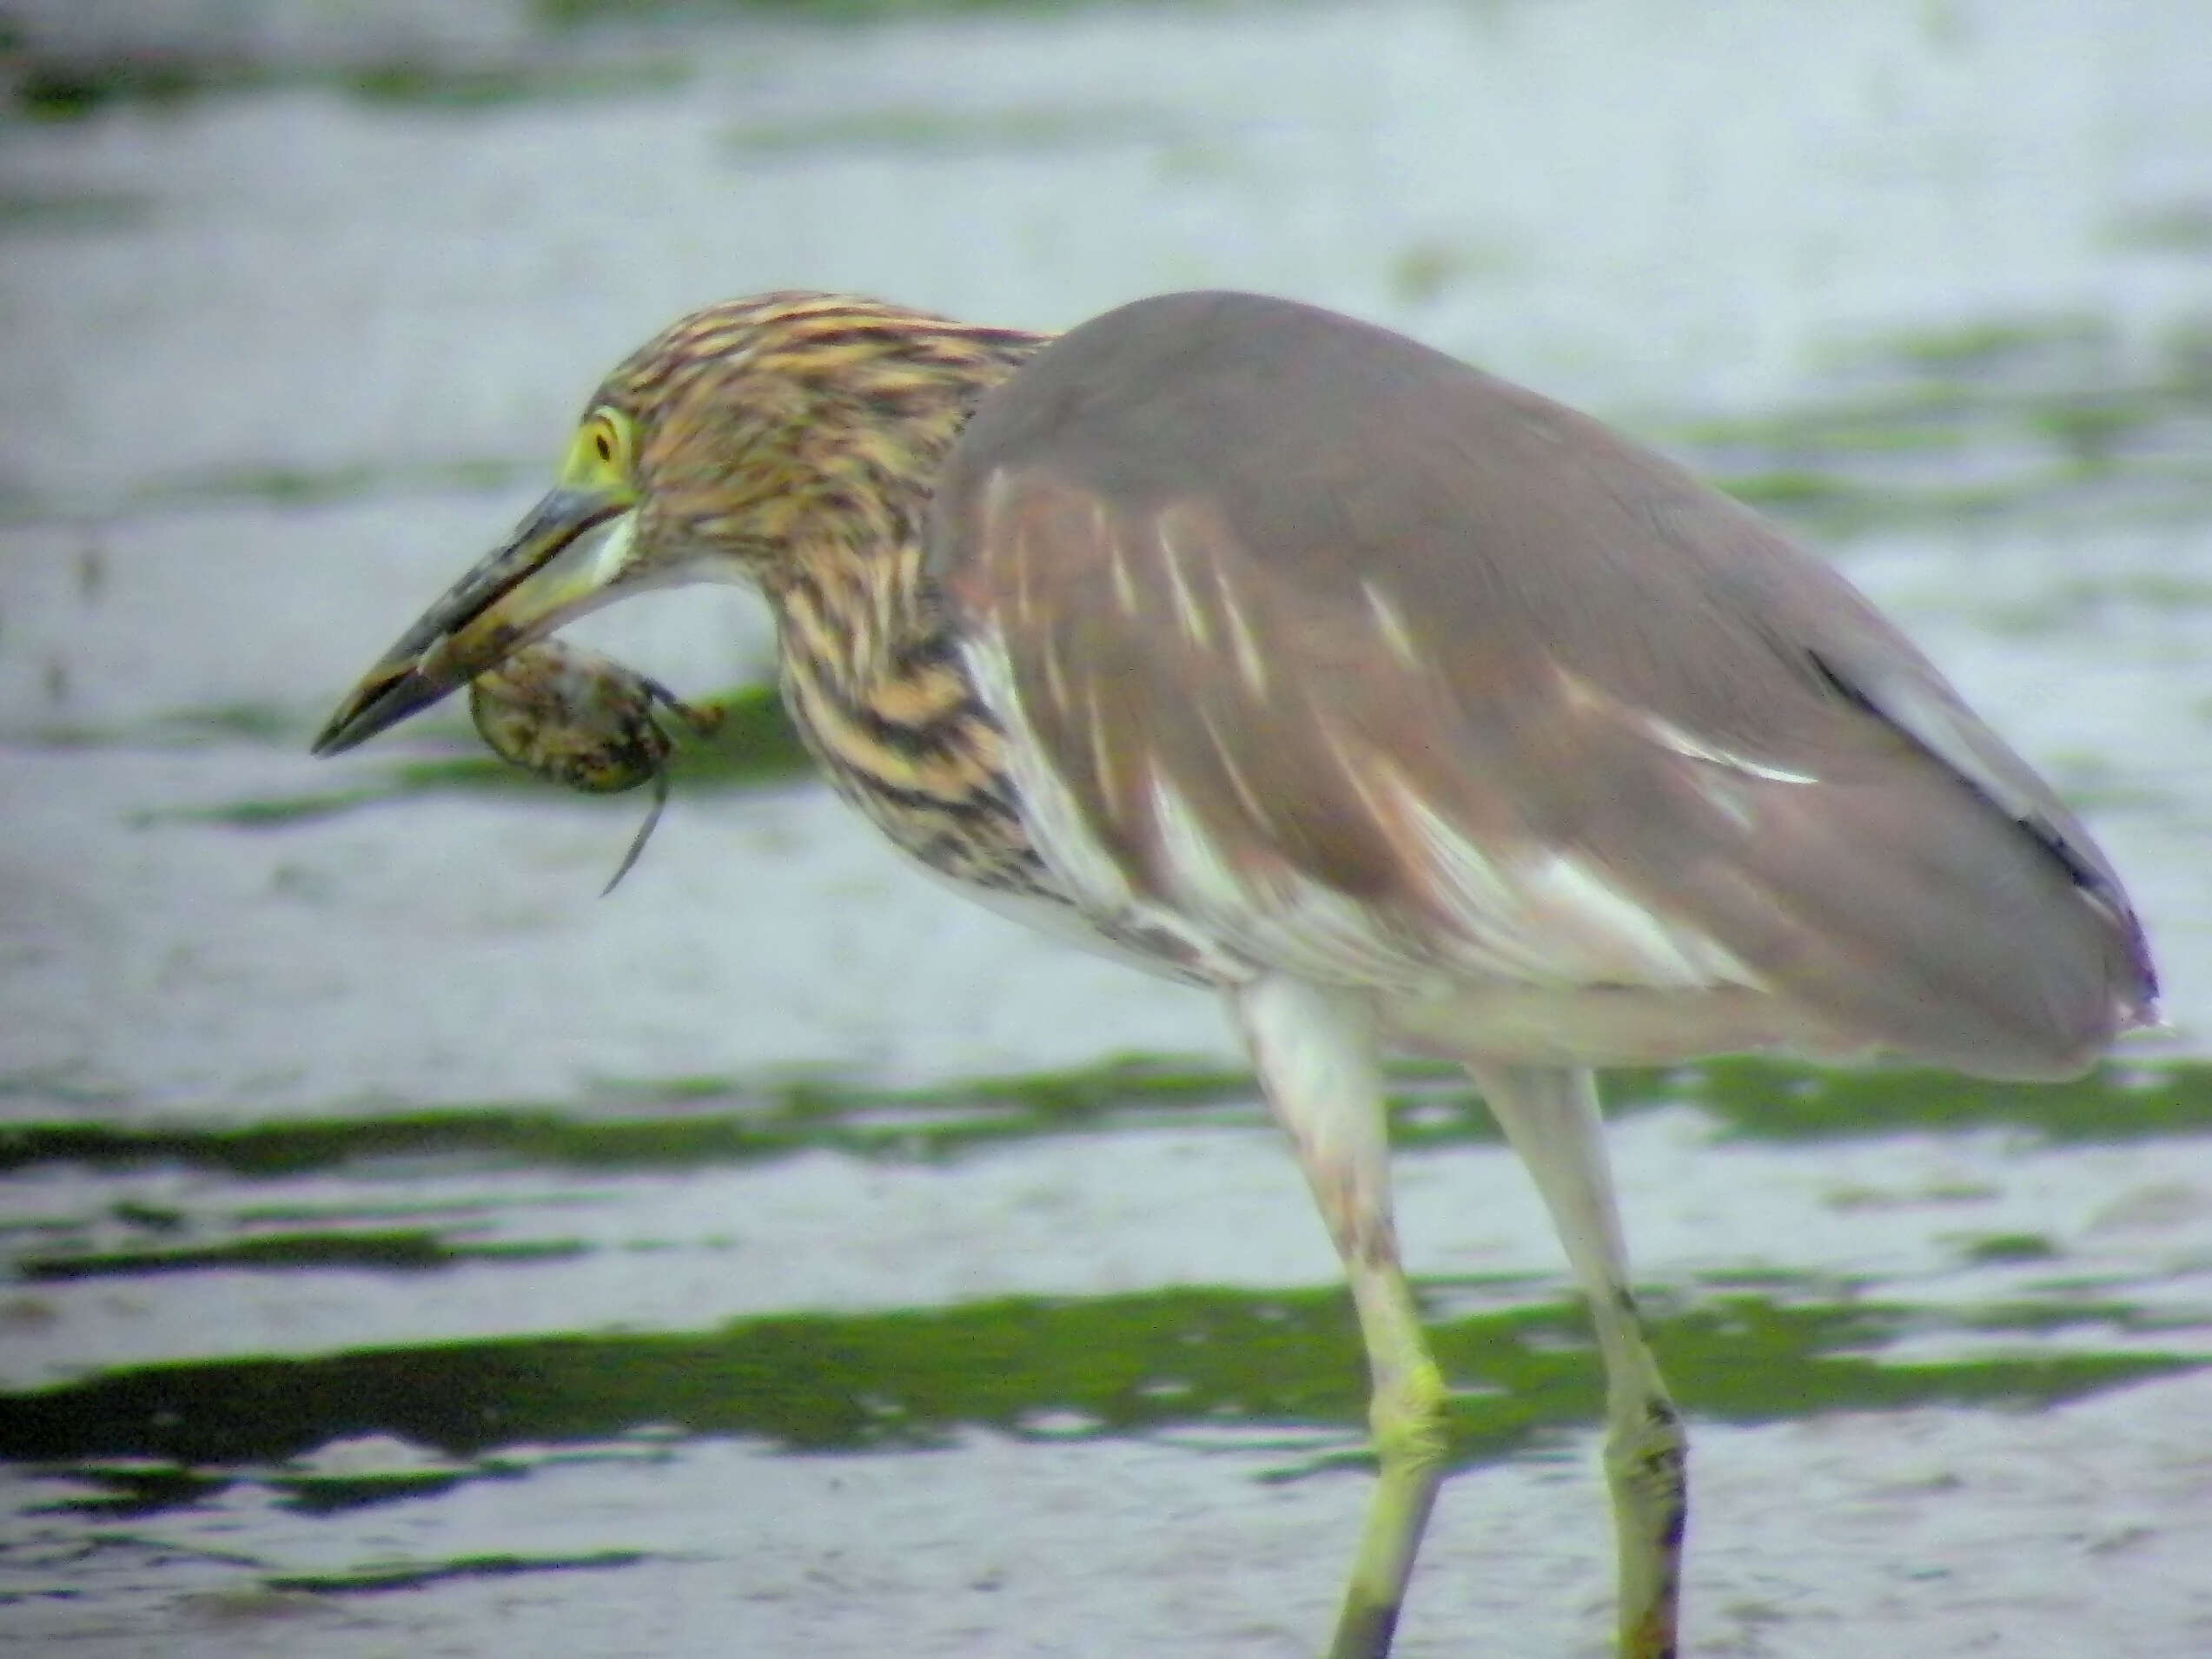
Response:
[[3, 1, 2211, 1654]]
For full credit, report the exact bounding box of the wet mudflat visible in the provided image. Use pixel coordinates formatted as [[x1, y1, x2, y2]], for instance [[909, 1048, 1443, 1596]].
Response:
[[3, 2, 2212, 1654]]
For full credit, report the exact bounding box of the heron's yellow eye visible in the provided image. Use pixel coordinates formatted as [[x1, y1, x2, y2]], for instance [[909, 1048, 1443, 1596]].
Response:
[[565, 406, 637, 492]]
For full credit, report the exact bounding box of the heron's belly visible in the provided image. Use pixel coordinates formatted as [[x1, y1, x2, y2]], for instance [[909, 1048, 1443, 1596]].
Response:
[[1381, 981, 1871, 1067]]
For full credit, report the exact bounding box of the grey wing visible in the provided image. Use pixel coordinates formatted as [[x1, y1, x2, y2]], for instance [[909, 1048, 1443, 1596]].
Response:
[[929, 291, 2154, 1079]]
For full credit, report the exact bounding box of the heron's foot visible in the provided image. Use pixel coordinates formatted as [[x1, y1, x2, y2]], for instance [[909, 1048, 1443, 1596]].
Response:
[[1605, 1391, 1686, 1659], [1326, 1354, 1450, 1659]]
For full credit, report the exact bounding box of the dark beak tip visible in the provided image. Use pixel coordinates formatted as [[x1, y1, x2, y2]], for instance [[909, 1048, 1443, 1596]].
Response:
[[309, 666, 456, 758], [308, 721, 358, 758], [309, 704, 382, 758]]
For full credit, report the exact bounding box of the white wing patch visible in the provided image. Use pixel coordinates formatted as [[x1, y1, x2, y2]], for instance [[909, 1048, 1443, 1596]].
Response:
[[961, 629, 1133, 915], [1361, 579, 1423, 671], [1640, 713, 1819, 783], [963, 625, 1761, 998], [1155, 521, 1210, 648], [958, 627, 1248, 983], [1108, 545, 1139, 618], [1209, 560, 1268, 696], [1381, 756, 1759, 989], [1195, 706, 1276, 833], [1149, 769, 1247, 917], [1513, 851, 1758, 988], [1078, 685, 1121, 804], [1146, 770, 1435, 988], [1388, 778, 1518, 923], [1633, 714, 1818, 838]]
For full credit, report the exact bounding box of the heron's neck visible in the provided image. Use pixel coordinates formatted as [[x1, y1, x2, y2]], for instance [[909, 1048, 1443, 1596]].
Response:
[[768, 486, 1054, 901], [761, 330, 1050, 893], [765, 325, 1046, 691]]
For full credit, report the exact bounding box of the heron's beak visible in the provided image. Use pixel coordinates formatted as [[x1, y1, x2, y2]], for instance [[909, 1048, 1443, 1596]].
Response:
[[312, 487, 636, 756]]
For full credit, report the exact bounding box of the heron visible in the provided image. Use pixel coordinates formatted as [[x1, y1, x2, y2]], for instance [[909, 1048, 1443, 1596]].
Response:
[[313, 289, 2157, 1658]]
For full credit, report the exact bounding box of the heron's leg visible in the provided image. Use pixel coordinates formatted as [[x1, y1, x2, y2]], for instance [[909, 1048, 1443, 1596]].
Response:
[[1234, 975, 1449, 1659], [1466, 1063, 1684, 1659]]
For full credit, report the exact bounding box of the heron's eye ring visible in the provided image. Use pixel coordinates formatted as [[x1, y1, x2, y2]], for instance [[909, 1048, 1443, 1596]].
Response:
[[575, 407, 633, 481]]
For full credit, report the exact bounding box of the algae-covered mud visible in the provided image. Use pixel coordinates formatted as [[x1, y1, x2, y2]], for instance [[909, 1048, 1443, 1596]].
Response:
[[3, 1, 2211, 1654]]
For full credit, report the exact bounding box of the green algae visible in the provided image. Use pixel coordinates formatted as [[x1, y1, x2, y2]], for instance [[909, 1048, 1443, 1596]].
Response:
[[1661, 309, 2212, 536], [724, 103, 1176, 156], [14, 1229, 588, 1282], [1646, 1055, 2209, 1143], [263, 1550, 649, 1592], [1, 1056, 2202, 1186], [11, 52, 684, 122], [0, 1287, 2189, 1480], [343, 60, 687, 110]]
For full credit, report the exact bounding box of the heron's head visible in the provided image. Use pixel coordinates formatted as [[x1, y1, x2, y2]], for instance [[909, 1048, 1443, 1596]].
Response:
[[313, 292, 1044, 755]]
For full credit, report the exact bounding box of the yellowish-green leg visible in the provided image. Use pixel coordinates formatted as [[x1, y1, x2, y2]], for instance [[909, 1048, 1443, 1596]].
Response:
[[1468, 1062, 1686, 1659], [1235, 976, 1451, 1659], [1326, 1267, 1452, 1659]]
